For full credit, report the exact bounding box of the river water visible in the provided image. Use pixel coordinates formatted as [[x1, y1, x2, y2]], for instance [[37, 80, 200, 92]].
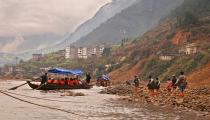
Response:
[[0, 80, 205, 120]]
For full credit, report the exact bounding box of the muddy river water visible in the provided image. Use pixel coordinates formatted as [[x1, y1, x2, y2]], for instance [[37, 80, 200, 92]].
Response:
[[0, 80, 206, 120]]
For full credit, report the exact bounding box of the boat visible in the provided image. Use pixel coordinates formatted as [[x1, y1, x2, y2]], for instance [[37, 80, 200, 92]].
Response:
[[27, 68, 93, 90], [27, 81, 92, 90]]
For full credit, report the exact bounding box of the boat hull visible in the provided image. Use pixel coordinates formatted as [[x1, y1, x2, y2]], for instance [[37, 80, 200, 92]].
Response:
[[27, 81, 92, 90]]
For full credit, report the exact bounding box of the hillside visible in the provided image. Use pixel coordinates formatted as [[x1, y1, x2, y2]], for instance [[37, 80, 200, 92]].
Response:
[[188, 62, 210, 87], [108, 0, 210, 84], [74, 0, 183, 46]]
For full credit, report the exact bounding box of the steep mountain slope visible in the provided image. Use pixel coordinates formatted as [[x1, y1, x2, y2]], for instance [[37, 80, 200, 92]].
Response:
[[188, 62, 210, 87], [74, 0, 184, 46], [57, 0, 137, 46], [108, 0, 210, 83]]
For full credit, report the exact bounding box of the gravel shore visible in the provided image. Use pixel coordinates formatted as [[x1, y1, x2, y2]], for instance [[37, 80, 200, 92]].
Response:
[[100, 84, 210, 119]]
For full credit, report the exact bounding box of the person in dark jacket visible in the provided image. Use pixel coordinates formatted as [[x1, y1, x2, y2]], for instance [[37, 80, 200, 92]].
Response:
[[132, 75, 140, 100], [172, 75, 177, 90], [154, 78, 160, 90], [147, 76, 155, 96], [133, 75, 140, 87], [41, 73, 48, 85], [86, 73, 91, 84]]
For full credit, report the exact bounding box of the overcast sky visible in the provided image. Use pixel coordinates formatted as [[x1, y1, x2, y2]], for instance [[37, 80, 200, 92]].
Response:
[[0, 0, 111, 37]]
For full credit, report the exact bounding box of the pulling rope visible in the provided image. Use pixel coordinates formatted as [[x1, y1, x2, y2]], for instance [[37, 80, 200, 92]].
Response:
[[1, 90, 85, 103], [0, 90, 113, 118]]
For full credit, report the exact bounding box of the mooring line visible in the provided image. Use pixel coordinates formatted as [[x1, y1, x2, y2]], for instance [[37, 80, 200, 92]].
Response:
[[2, 90, 85, 103], [0, 90, 114, 118]]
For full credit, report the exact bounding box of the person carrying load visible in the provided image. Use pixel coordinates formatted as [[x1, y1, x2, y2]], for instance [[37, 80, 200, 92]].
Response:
[[176, 71, 187, 97], [147, 76, 159, 97], [154, 77, 160, 95]]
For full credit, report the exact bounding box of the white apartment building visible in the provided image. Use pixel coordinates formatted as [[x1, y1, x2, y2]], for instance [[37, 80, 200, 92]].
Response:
[[65, 46, 70, 59], [65, 45, 105, 59]]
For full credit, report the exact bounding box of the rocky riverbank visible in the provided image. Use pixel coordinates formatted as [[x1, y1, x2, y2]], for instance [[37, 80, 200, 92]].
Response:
[[100, 84, 210, 117]]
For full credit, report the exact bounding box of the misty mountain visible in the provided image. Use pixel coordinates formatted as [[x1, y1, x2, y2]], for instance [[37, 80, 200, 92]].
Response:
[[0, 34, 62, 54], [1, 0, 138, 64], [56, 0, 137, 47], [1, 0, 184, 63], [0, 34, 62, 63], [73, 0, 184, 46], [28, 0, 137, 55], [17, 0, 184, 58]]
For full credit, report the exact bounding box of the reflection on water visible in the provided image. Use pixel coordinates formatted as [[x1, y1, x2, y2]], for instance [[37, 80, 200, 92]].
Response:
[[0, 80, 185, 120]]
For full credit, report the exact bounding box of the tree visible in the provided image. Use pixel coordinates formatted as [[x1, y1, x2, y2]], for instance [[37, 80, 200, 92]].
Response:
[[102, 48, 111, 56]]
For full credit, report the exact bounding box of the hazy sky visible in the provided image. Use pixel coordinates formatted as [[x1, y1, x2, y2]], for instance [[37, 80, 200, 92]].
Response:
[[0, 0, 111, 37]]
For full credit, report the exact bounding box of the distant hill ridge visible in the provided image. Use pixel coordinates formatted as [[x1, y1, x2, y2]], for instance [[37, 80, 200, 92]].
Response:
[[73, 0, 184, 46]]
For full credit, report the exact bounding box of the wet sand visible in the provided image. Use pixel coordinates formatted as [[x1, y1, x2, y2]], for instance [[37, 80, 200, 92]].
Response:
[[0, 80, 208, 120]]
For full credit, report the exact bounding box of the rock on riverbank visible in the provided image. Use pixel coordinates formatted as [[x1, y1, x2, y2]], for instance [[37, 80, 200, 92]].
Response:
[[100, 84, 210, 113]]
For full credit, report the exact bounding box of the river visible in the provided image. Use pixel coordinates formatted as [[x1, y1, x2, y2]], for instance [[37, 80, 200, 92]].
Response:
[[0, 80, 206, 120]]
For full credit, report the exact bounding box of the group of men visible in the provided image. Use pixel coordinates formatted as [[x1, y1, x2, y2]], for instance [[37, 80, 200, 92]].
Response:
[[130, 71, 188, 97]]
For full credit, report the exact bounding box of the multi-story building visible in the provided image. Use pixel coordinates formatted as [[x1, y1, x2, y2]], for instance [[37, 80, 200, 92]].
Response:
[[65, 45, 105, 59], [65, 46, 70, 59], [78, 47, 88, 59], [32, 54, 43, 61], [179, 43, 198, 55], [65, 46, 78, 59]]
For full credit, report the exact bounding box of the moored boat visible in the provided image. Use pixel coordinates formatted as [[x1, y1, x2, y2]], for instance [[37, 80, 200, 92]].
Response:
[[27, 81, 92, 90], [27, 68, 93, 90]]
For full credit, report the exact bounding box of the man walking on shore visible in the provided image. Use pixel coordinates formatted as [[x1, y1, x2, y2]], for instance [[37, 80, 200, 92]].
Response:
[[177, 71, 187, 97], [134, 75, 140, 88], [132, 75, 140, 101]]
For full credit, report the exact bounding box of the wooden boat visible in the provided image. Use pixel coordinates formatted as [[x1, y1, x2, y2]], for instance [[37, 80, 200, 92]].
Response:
[[27, 68, 93, 90], [27, 81, 93, 90]]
